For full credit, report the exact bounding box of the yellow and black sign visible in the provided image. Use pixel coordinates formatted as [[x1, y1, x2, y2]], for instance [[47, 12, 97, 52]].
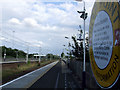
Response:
[[89, 1, 120, 88]]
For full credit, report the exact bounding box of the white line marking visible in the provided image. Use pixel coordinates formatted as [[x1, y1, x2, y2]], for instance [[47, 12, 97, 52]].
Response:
[[55, 73, 59, 88], [65, 87, 67, 90], [64, 73, 67, 88], [0, 61, 58, 88]]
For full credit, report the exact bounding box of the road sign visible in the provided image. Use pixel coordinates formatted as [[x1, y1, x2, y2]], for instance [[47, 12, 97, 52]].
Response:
[[89, 1, 120, 88]]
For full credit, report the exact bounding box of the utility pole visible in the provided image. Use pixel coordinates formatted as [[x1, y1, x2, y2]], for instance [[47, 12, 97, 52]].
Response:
[[26, 45, 29, 63], [77, 0, 88, 88], [16, 51, 18, 61], [12, 31, 15, 49], [39, 46, 41, 63], [83, 1, 86, 73], [4, 49, 6, 61], [83, 2, 86, 88]]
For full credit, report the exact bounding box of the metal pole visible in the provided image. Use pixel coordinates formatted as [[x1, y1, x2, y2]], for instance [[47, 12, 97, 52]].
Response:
[[50, 53, 51, 61], [83, 1, 86, 72], [4, 49, 6, 61], [82, 1, 86, 88], [16, 51, 18, 61], [39, 47, 41, 63], [13, 31, 15, 49], [26, 45, 29, 63]]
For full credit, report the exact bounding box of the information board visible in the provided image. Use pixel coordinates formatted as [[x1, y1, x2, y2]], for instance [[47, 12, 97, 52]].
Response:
[[89, 1, 120, 88]]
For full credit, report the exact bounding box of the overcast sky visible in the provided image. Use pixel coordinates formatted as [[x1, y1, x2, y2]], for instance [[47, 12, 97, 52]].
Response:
[[0, 0, 95, 55]]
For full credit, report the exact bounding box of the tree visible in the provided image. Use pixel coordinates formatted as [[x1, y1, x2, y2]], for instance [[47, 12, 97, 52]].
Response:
[[70, 30, 89, 62], [71, 36, 79, 58], [61, 52, 65, 58], [1, 46, 26, 58], [71, 36, 83, 61]]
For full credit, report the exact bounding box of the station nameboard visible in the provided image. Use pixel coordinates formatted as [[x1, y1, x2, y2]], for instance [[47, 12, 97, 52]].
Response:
[[89, 1, 120, 88]]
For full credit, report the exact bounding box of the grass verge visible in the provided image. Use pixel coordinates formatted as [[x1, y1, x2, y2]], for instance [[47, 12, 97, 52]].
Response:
[[2, 60, 58, 85]]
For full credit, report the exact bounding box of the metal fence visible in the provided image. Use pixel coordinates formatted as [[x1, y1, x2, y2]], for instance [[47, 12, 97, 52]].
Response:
[[69, 60, 99, 88]]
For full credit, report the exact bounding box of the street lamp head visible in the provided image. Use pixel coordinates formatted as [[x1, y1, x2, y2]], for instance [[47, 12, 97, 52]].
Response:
[[65, 36, 69, 39], [63, 45, 65, 47], [80, 12, 88, 20], [77, 11, 85, 14]]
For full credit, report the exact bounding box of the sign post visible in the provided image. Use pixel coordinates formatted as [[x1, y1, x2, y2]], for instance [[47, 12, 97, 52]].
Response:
[[89, 1, 120, 89]]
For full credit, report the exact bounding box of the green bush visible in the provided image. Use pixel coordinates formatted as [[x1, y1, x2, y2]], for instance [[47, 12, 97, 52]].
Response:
[[27, 60, 31, 64]]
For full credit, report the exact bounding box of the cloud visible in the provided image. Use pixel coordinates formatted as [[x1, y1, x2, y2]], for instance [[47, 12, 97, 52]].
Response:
[[39, 24, 57, 31], [27, 40, 45, 47], [2, 0, 95, 54], [8, 18, 21, 25], [0, 36, 6, 41], [22, 18, 39, 27]]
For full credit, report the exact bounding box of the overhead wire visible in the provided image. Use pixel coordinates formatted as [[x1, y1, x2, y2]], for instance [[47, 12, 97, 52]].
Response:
[[1, 30, 39, 53]]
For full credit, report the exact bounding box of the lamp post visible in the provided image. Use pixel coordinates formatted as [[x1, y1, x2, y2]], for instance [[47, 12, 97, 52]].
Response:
[[12, 31, 15, 49], [16, 51, 18, 61], [26, 44, 29, 63], [39, 46, 41, 63], [4, 49, 6, 61], [76, 0, 88, 88]]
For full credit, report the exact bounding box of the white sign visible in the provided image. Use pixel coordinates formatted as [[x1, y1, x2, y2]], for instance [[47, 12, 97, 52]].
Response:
[[92, 11, 113, 69]]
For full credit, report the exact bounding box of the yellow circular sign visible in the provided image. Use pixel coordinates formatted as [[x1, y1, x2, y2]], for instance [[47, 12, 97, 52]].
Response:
[[89, 1, 120, 88]]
